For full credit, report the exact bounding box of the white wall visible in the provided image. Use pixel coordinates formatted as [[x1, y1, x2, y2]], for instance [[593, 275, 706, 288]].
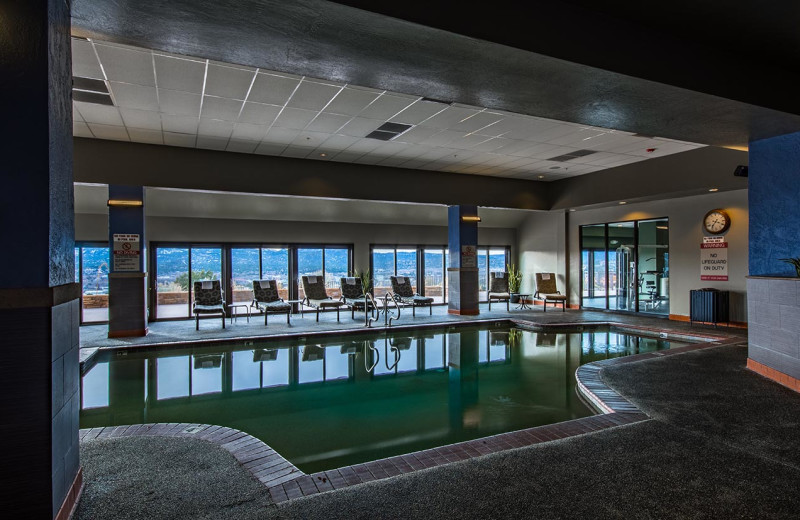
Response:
[[561, 189, 749, 321], [516, 211, 567, 296]]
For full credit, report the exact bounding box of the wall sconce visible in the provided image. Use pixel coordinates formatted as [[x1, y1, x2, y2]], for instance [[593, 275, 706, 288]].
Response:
[[107, 199, 143, 207], [461, 215, 481, 222]]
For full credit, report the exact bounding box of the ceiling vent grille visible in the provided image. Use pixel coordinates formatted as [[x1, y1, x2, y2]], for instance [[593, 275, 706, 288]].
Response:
[[546, 149, 597, 162], [366, 121, 413, 141], [73, 76, 114, 106]]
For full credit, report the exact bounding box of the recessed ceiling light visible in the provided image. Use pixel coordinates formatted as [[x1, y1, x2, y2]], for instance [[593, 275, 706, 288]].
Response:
[[569, 209, 576, 212], [618, 201, 627, 205], [538, 175, 545, 179], [320, 153, 327, 157], [709, 188, 719, 192]]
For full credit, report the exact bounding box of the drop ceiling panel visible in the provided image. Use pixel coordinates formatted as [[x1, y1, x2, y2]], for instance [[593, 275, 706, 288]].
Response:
[[238, 102, 281, 125], [323, 87, 381, 116], [163, 132, 197, 148], [119, 108, 162, 130], [196, 135, 229, 150], [109, 82, 159, 111], [161, 114, 198, 134], [88, 123, 129, 141], [286, 81, 342, 111], [73, 122, 93, 138], [231, 123, 269, 141], [201, 96, 244, 121], [197, 118, 234, 138], [272, 107, 317, 130], [95, 44, 155, 86], [391, 100, 448, 125], [127, 128, 163, 144], [158, 89, 201, 117], [76, 102, 124, 125], [153, 55, 206, 94], [358, 94, 416, 120], [71, 39, 104, 79], [248, 73, 300, 105], [226, 140, 258, 154], [204, 64, 255, 100], [418, 106, 481, 130], [306, 113, 351, 133], [451, 111, 504, 133], [338, 117, 383, 137]]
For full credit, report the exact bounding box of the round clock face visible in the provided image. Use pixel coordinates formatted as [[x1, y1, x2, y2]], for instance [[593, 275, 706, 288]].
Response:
[[703, 209, 731, 235]]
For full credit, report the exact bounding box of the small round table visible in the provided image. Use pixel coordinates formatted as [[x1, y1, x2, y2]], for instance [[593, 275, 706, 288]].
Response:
[[227, 303, 250, 324], [515, 294, 531, 310]]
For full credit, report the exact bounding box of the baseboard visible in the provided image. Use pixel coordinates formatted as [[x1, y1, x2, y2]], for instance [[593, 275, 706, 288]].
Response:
[[669, 314, 748, 329], [108, 327, 149, 338], [448, 309, 480, 315], [55, 467, 83, 520], [747, 358, 800, 393]]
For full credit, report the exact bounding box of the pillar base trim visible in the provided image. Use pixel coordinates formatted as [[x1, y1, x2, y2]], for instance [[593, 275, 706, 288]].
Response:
[[55, 467, 83, 520], [0, 282, 80, 309], [448, 309, 480, 316], [747, 358, 800, 393], [109, 327, 149, 338]]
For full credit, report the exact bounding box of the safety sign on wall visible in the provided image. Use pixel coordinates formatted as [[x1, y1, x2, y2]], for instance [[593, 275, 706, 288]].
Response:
[[113, 234, 141, 272], [700, 242, 728, 281], [461, 245, 477, 268]]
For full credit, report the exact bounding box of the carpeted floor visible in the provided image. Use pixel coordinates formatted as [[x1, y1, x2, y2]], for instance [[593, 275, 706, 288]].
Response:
[[76, 344, 800, 519]]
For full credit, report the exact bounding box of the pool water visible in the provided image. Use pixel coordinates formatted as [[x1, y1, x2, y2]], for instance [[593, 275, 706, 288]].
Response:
[[80, 324, 690, 473]]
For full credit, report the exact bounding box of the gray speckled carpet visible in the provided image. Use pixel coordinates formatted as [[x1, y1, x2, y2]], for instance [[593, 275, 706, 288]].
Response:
[[77, 344, 800, 519]]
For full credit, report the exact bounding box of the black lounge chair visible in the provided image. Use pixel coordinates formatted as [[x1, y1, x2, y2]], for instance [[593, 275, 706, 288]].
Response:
[[488, 272, 510, 311], [301, 275, 345, 322], [192, 280, 226, 330], [535, 272, 567, 312], [339, 277, 377, 319], [390, 275, 433, 316], [252, 279, 291, 325]]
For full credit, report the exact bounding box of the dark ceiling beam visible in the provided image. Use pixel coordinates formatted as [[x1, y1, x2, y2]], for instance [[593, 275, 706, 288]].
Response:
[[72, 138, 550, 210], [70, 0, 800, 148]]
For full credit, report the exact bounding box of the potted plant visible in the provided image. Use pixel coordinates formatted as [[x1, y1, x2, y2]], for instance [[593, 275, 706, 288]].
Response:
[[355, 268, 372, 295], [779, 257, 800, 277], [507, 263, 523, 303]]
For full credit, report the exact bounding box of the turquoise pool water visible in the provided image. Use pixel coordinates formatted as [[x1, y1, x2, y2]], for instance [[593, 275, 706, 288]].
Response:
[[80, 324, 690, 473]]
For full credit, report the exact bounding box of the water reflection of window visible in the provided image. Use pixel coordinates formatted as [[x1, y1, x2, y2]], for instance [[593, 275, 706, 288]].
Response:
[[373, 339, 395, 376], [299, 345, 325, 383], [262, 348, 290, 388], [424, 335, 445, 370], [478, 331, 488, 363], [82, 361, 110, 409], [157, 356, 190, 399], [395, 338, 417, 373], [325, 347, 350, 380], [232, 350, 260, 391], [192, 354, 223, 395]]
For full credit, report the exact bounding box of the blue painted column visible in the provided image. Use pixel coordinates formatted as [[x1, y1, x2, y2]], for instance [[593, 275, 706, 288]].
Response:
[[447, 205, 480, 315], [746, 131, 800, 388], [0, 1, 82, 517], [108, 185, 148, 337]]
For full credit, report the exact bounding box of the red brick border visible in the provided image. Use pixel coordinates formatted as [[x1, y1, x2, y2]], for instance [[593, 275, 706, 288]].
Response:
[[747, 358, 800, 393]]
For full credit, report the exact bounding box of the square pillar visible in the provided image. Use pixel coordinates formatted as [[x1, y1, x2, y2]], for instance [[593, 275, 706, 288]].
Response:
[[448, 205, 480, 315]]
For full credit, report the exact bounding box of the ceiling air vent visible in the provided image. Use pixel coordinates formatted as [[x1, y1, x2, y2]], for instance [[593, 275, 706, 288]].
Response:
[[546, 149, 597, 162], [73, 76, 113, 106], [365, 121, 412, 141]]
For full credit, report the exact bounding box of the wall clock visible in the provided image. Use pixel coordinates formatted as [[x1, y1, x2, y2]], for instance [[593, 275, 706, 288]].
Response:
[[703, 209, 731, 235]]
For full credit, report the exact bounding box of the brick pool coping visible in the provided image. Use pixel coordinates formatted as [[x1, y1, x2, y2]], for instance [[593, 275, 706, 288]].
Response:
[[79, 332, 745, 504]]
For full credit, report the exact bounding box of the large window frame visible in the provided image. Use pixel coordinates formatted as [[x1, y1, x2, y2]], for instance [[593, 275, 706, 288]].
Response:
[[75, 242, 111, 325], [150, 242, 353, 321]]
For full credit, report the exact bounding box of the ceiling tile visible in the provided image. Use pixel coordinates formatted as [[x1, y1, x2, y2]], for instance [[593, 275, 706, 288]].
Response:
[[472, 137, 511, 153], [201, 96, 244, 121], [127, 128, 163, 145], [119, 108, 162, 130], [95, 44, 155, 86], [263, 127, 300, 145], [238, 102, 282, 125], [72, 39, 103, 79], [254, 142, 287, 156], [494, 117, 559, 141], [158, 89, 201, 117], [73, 108, 84, 122], [451, 112, 504, 133], [390, 100, 448, 125], [423, 129, 466, 147], [305, 113, 351, 133], [329, 151, 364, 163], [272, 107, 317, 130], [517, 142, 562, 158], [448, 134, 489, 150], [87, 123, 129, 141], [196, 135, 229, 150], [394, 126, 439, 144], [323, 87, 381, 116], [109, 82, 159, 111], [316, 134, 361, 151], [357, 94, 416, 120], [161, 114, 198, 134], [343, 139, 383, 154], [248, 73, 300, 105], [286, 81, 341, 111], [536, 124, 584, 143], [281, 146, 315, 159], [154, 55, 206, 94], [163, 132, 197, 148], [226, 140, 259, 154], [291, 131, 330, 149], [417, 106, 480, 130], [198, 118, 234, 138], [338, 117, 383, 137], [73, 121, 93, 138], [75, 102, 124, 125], [231, 123, 269, 141], [204, 64, 255, 100]]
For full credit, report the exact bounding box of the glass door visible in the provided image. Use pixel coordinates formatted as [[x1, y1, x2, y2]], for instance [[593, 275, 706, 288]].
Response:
[[608, 222, 636, 311], [637, 219, 669, 315], [155, 247, 190, 318], [78, 245, 110, 323], [424, 248, 445, 303], [262, 247, 290, 300], [297, 248, 323, 300], [231, 248, 260, 304], [190, 247, 223, 316]]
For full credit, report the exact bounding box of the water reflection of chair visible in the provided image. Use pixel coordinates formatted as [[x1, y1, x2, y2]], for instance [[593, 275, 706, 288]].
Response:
[[192, 280, 226, 330], [302, 276, 345, 322], [252, 349, 278, 362], [489, 331, 510, 347], [301, 345, 325, 362], [193, 354, 223, 369], [536, 333, 556, 347], [340, 341, 362, 355], [389, 337, 412, 350]]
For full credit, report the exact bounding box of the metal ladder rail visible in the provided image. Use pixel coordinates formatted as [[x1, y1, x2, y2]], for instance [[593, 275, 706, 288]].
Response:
[[384, 336, 400, 370], [385, 293, 401, 327], [364, 292, 382, 328], [364, 339, 379, 372]]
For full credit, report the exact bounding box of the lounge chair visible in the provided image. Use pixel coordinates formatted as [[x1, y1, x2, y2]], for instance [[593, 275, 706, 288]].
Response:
[[487, 271, 510, 311], [252, 279, 291, 325], [301, 275, 345, 322], [192, 280, 226, 330], [534, 273, 567, 312], [340, 277, 377, 319], [390, 275, 433, 316]]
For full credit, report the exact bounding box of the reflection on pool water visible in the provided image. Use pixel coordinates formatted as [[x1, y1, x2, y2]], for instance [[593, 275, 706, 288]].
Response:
[[81, 325, 690, 473]]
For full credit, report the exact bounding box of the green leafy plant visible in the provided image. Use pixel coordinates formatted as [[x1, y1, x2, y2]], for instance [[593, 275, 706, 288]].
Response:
[[779, 257, 800, 277], [508, 328, 522, 348], [354, 267, 372, 295], [507, 263, 523, 293], [174, 269, 216, 291]]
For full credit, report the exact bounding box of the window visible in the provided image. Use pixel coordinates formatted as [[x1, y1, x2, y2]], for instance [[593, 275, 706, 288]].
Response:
[[424, 249, 446, 304], [190, 247, 223, 316], [231, 248, 260, 304], [81, 361, 109, 409], [261, 247, 290, 299], [75, 244, 110, 323], [155, 247, 190, 318]]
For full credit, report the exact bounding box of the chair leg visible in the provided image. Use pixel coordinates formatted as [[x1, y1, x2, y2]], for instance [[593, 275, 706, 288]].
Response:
[[488, 299, 491, 311], [543, 300, 547, 313], [286, 309, 291, 324], [336, 307, 340, 322], [222, 312, 225, 329], [429, 304, 432, 315], [412, 305, 416, 317], [506, 299, 509, 311], [196, 315, 199, 331], [316, 308, 319, 322], [265, 310, 268, 326], [562, 301, 566, 312]]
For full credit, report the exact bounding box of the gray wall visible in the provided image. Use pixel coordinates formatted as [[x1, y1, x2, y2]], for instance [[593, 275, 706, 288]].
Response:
[[75, 214, 517, 275], [515, 189, 749, 321]]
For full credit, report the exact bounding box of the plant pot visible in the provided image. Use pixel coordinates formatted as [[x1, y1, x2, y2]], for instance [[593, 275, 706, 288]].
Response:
[[510, 293, 520, 304]]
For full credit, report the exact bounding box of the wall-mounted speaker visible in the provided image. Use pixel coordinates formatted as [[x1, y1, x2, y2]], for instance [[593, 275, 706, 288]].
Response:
[[734, 165, 748, 177]]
